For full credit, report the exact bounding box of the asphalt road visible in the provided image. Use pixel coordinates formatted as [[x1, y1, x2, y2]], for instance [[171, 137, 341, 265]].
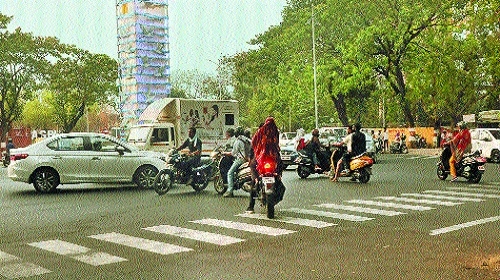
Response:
[[1, 151, 499, 279]]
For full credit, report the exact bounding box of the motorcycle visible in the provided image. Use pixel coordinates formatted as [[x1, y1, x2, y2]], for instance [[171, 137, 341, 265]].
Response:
[[329, 146, 374, 183], [390, 135, 408, 154], [252, 157, 286, 219], [212, 148, 254, 195], [153, 149, 213, 195], [437, 145, 486, 183], [295, 147, 332, 178]]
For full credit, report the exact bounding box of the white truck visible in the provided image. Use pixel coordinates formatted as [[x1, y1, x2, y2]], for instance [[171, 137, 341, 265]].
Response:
[[127, 98, 238, 155]]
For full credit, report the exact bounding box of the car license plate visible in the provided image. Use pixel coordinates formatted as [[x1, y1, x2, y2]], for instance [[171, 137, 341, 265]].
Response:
[[282, 156, 291, 161], [262, 177, 275, 184], [478, 165, 485, 171]]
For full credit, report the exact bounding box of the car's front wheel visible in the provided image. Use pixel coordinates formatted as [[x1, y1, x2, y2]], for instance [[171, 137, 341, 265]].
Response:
[[134, 165, 159, 189], [33, 168, 60, 193]]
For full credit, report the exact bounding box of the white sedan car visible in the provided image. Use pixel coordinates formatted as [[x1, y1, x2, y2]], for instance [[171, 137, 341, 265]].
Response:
[[7, 132, 167, 193]]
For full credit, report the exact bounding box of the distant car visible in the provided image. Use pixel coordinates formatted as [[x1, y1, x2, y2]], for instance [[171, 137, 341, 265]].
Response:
[[471, 128, 500, 163], [7, 132, 167, 193], [280, 132, 297, 147], [280, 142, 299, 169]]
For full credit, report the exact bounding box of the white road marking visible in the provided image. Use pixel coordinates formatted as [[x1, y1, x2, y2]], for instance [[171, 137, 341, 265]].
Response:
[[89, 232, 193, 255], [430, 215, 500, 235], [400, 193, 484, 202], [143, 225, 245, 246], [190, 219, 296, 236], [446, 186, 500, 194], [314, 203, 405, 216], [236, 213, 337, 228], [375, 196, 462, 206], [346, 200, 434, 211], [28, 240, 127, 266], [0, 251, 51, 279], [283, 208, 374, 221], [424, 190, 500, 199]]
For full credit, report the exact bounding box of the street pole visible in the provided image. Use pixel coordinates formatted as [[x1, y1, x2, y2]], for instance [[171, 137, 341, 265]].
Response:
[[311, 3, 319, 129], [209, 59, 223, 100]]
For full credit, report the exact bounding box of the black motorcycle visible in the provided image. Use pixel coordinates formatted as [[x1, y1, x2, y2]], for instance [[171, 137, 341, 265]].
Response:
[[295, 147, 332, 178], [153, 149, 213, 195], [251, 157, 286, 219], [212, 153, 253, 195], [437, 145, 486, 183], [390, 135, 408, 154]]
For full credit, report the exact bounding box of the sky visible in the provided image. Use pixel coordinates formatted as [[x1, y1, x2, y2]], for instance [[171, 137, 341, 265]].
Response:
[[0, 0, 286, 74]]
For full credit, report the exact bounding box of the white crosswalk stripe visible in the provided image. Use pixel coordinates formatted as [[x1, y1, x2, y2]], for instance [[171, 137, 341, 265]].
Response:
[[236, 213, 337, 228], [283, 208, 374, 221], [446, 186, 500, 194], [424, 190, 500, 199], [191, 219, 296, 236], [28, 240, 127, 266], [0, 251, 51, 279], [314, 203, 406, 216], [89, 232, 193, 255], [400, 193, 485, 202], [346, 199, 434, 211], [430, 215, 500, 235], [374, 196, 462, 206], [143, 225, 245, 246]]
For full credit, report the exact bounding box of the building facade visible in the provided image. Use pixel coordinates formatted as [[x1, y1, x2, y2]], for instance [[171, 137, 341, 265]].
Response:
[[116, 0, 171, 126]]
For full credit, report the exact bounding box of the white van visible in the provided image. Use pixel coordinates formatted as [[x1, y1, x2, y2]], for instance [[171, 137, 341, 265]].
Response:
[[470, 128, 500, 163]]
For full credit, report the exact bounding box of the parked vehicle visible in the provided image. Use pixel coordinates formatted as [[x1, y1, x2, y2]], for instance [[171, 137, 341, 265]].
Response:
[[470, 128, 500, 163], [153, 149, 213, 195], [127, 98, 238, 156], [437, 144, 486, 183], [295, 147, 332, 178], [329, 146, 374, 183], [211, 151, 253, 195], [7, 133, 166, 193], [279, 142, 299, 169], [279, 131, 297, 148]]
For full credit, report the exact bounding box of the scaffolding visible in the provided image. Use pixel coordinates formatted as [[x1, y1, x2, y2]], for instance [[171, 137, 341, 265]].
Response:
[[116, 0, 171, 126]]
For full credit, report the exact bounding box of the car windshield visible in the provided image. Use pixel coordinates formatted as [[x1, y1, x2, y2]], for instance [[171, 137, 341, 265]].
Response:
[[489, 130, 500, 140], [127, 127, 151, 143]]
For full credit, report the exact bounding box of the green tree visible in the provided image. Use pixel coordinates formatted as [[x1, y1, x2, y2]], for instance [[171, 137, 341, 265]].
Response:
[[46, 48, 118, 133], [20, 90, 56, 130], [0, 14, 60, 141]]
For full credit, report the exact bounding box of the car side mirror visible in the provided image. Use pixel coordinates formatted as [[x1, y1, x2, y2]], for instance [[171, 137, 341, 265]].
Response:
[[482, 137, 491, 142], [116, 146, 126, 155]]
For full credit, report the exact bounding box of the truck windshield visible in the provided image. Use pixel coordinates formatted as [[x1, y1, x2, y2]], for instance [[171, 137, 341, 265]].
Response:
[[489, 130, 500, 140], [127, 127, 151, 143]]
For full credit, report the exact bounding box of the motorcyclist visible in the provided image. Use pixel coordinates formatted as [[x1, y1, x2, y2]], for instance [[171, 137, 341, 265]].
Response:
[[247, 117, 284, 214], [331, 125, 353, 182], [175, 127, 202, 173], [223, 128, 236, 151], [223, 127, 251, 197], [445, 121, 471, 182], [332, 123, 366, 181], [304, 128, 326, 171]]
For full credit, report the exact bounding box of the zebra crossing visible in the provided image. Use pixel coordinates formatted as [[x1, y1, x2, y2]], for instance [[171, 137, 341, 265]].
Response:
[[1, 183, 499, 278]]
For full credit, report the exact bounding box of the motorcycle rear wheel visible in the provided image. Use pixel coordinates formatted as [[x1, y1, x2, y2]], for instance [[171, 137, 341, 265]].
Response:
[[358, 169, 370, 183], [267, 200, 275, 219], [154, 169, 173, 195], [467, 172, 482, 184]]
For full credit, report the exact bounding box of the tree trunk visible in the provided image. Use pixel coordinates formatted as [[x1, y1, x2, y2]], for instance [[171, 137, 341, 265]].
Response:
[[327, 77, 349, 126]]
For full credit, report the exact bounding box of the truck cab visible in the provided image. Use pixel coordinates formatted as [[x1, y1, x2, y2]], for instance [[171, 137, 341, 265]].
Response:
[[127, 123, 176, 153]]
